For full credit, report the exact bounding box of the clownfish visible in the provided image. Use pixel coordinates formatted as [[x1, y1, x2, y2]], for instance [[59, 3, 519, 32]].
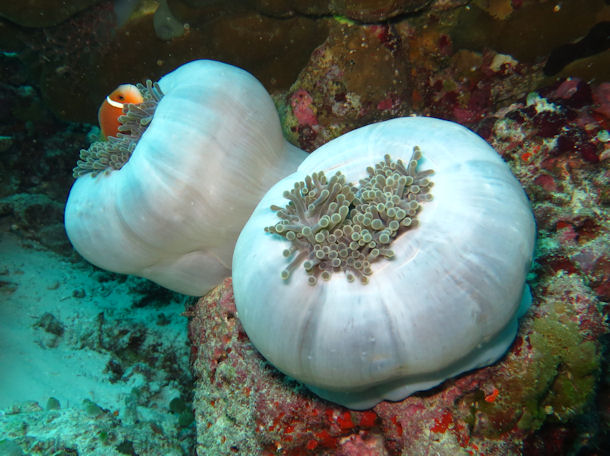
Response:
[[98, 84, 144, 139]]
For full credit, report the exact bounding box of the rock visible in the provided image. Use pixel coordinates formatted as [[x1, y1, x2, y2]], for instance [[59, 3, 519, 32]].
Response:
[[0, 0, 103, 27], [172, 0, 433, 22], [451, 0, 609, 64], [257, 0, 433, 22], [21, 4, 328, 123], [279, 21, 412, 151]]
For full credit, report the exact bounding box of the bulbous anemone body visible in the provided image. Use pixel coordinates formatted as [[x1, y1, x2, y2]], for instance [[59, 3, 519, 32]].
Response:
[[64, 60, 306, 296], [232, 117, 536, 409]]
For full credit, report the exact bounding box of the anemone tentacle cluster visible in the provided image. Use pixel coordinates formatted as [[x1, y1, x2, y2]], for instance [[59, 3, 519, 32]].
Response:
[[266, 149, 434, 284], [74, 81, 164, 178]]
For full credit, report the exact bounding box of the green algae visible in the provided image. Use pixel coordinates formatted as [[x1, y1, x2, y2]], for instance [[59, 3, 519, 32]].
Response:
[[530, 318, 600, 422], [464, 309, 601, 439], [516, 316, 600, 431]]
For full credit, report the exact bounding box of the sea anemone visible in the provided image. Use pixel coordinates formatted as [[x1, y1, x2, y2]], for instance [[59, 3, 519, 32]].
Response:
[[64, 60, 307, 296], [232, 117, 536, 409]]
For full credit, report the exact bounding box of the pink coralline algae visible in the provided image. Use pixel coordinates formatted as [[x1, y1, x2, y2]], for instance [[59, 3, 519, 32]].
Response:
[[189, 76, 608, 455], [290, 89, 318, 127], [279, 22, 412, 151], [279, 10, 551, 153]]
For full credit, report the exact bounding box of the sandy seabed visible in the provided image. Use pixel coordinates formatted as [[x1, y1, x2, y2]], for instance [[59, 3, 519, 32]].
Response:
[[0, 231, 195, 455]]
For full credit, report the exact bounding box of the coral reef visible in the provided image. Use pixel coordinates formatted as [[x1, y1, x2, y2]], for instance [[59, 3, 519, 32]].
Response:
[[165, 0, 433, 23], [278, 17, 543, 150], [280, 0, 609, 150], [190, 272, 604, 454], [278, 21, 413, 150], [188, 79, 609, 454], [0, 0, 608, 454], [488, 79, 610, 303], [190, 256, 606, 454]]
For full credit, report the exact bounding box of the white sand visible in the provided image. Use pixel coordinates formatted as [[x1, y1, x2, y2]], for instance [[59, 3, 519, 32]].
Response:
[[0, 231, 190, 412]]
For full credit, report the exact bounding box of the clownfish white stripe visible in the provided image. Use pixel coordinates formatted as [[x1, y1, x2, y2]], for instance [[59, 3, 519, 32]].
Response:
[[106, 96, 124, 109]]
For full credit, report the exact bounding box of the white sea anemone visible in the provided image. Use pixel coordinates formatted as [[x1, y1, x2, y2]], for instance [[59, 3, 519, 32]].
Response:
[[232, 117, 536, 409], [64, 60, 306, 296]]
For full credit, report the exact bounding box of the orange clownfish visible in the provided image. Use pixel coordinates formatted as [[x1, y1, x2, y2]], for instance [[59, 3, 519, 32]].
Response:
[[98, 84, 144, 139]]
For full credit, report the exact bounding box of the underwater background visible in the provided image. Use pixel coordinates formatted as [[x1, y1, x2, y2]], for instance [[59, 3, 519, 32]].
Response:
[[0, 0, 608, 455]]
